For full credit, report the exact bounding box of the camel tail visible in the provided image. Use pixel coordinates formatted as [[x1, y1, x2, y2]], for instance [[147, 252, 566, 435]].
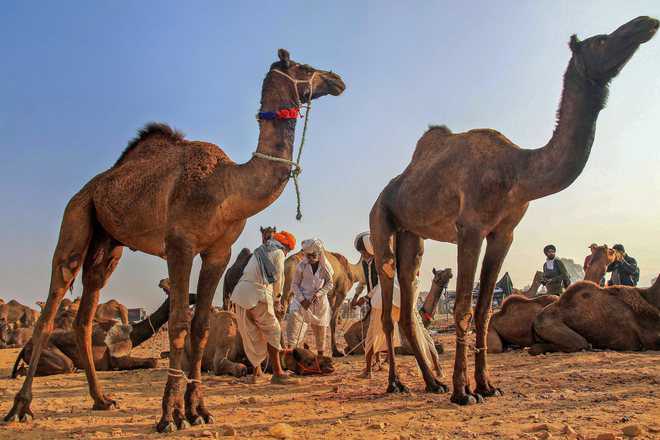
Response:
[[11, 346, 26, 378]]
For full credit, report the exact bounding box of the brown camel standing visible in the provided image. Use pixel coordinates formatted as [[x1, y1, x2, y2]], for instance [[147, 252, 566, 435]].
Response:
[[4, 49, 345, 432], [368, 17, 657, 404]]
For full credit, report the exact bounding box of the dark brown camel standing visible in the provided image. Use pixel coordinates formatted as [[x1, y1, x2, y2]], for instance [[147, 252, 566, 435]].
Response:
[[4, 49, 345, 432], [368, 17, 657, 404]]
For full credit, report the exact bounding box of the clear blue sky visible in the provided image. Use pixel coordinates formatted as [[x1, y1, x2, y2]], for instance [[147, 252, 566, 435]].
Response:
[[1, 1, 659, 310]]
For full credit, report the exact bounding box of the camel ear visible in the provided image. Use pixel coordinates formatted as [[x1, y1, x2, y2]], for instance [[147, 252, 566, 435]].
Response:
[[569, 34, 581, 53], [432, 268, 437, 275], [278, 49, 291, 68]]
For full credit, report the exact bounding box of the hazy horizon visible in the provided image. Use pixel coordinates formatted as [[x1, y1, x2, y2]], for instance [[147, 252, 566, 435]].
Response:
[[1, 1, 659, 311]]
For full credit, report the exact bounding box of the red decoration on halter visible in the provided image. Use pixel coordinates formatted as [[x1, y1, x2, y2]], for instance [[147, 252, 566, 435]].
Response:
[[276, 107, 300, 119]]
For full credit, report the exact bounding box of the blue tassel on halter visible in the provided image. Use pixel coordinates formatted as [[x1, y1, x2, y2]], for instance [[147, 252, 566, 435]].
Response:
[[257, 111, 277, 120]]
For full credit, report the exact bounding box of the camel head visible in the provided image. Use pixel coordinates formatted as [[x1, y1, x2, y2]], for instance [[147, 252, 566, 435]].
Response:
[[265, 49, 345, 105], [584, 245, 615, 283], [35, 301, 46, 311], [569, 16, 658, 84], [283, 347, 334, 375], [260, 226, 277, 244], [431, 268, 453, 289]]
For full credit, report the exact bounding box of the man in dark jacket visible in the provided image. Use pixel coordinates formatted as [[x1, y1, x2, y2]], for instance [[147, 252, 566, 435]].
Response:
[[541, 244, 571, 295], [607, 244, 639, 286]]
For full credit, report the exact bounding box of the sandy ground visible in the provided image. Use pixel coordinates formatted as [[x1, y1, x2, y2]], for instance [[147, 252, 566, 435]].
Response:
[[0, 331, 658, 440]]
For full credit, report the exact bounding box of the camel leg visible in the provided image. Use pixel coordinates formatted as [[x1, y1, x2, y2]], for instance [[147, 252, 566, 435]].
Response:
[[396, 230, 448, 393], [450, 225, 484, 406], [4, 193, 92, 422], [157, 236, 194, 433], [330, 291, 346, 357], [529, 305, 589, 355], [75, 234, 123, 410], [473, 229, 512, 398], [185, 247, 230, 426], [370, 203, 407, 393]]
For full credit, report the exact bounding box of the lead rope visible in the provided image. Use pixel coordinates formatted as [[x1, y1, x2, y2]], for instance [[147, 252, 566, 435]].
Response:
[[167, 368, 202, 384], [253, 70, 317, 221]]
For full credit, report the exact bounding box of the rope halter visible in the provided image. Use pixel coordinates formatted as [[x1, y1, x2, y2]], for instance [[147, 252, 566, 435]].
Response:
[[253, 69, 318, 221]]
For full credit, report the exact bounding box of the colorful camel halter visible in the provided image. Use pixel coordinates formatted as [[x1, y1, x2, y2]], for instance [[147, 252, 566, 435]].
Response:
[[253, 69, 318, 220]]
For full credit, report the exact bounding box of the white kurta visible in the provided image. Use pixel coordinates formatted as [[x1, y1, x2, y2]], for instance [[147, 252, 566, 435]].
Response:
[[230, 248, 285, 367], [288, 260, 333, 327]]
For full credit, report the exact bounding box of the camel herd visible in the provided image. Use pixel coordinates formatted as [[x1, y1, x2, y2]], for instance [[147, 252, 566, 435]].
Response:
[[1, 15, 659, 434]]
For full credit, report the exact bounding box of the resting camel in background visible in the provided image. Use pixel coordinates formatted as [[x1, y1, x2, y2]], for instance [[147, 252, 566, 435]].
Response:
[[182, 309, 334, 377], [0, 300, 40, 328], [368, 18, 658, 404], [530, 276, 660, 354], [5, 49, 345, 432], [12, 293, 196, 377], [487, 245, 613, 353]]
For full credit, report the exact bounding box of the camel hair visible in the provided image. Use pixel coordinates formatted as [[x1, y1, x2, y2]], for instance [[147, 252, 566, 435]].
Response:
[[4, 48, 345, 433], [367, 17, 658, 405]]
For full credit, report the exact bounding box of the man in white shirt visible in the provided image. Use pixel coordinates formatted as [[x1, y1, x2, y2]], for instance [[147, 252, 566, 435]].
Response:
[[230, 231, 296, 385]]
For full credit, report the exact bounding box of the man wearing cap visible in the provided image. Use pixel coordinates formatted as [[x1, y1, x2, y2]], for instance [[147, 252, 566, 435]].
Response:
[[230, 230, 297, 385], [541, 244, 571, 295], [607, 244, 639, 286]]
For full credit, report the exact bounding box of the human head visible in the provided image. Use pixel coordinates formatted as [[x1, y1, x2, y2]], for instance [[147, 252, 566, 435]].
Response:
[[589, 243, 598, 254], [354, 232, 374, 260], [543, 244, 556, 259], [273, 231, 296, 255], [301, 238, 324, 263], [612, 243, 626, 255]]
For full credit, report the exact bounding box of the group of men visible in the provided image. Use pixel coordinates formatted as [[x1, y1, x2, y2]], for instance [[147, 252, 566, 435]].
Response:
[[542, 242, 639, 295], [228, 228, 441, 384]]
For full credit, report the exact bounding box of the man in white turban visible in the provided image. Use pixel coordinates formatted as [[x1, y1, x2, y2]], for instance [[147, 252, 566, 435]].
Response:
[[286, 238, 334, 356]]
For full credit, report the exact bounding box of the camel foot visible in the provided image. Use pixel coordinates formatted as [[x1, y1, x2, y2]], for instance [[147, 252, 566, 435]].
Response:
[[4, 394, 34, 423], [156, 418, 190, 433], [386, 379, 409, 394], [425, 379, 449, 394], [92, 397, 118, 411], [450, 386, 484, 406], [476, 385, 503, 398], [332, 349, 345, 358], [185, 382, 214, 426]]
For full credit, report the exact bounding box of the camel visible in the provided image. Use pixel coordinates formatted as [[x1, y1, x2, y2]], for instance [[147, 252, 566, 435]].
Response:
[[512, 271, 544, 298], [0, 313, 34, 349], [584, 244, 616, 283], [0, 300, 40, 328], [4, 49, 345, 432], [367, 17, 658, 404], [221, 248, 252, 311], [420, 268, 453, 327], [182, 309, 334, 377], [486, 245, 615, 354], [48, 298, 129, 331], [281, 250, 364, 356], [12, 293, 195, 377], [486, 295, 558, 354], [530, 277, 660, 355]]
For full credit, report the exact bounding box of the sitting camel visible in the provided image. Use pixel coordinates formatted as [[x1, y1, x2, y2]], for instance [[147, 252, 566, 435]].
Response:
[[44, 297, 130, 331], [0, 300, 40, 328], [182, 309, 334, 377], [0, 313, 34, 349], [12, 293, 194, 377], [530, 276, 660, 355], [487, 245, 619, 353]]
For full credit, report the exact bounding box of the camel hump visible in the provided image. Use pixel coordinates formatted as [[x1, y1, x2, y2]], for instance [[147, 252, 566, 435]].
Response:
[[114, 122, 185, 167], [425, 124, 452, 135], [329, 252, 350, 275]]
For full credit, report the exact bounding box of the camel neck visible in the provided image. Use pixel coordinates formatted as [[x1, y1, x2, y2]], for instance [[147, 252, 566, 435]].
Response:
[[222, 73, 298, 221], [518, 59, 608, 202]]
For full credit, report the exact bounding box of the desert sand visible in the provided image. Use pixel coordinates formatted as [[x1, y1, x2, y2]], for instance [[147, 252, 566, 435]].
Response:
[[0, 331, 658, 440]]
